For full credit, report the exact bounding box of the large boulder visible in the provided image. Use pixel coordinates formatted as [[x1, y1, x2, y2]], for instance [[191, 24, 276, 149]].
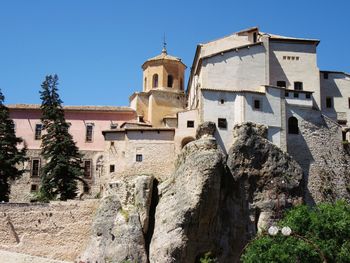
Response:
[[227, 122, 304, 230], [78, 175, 154, 263]]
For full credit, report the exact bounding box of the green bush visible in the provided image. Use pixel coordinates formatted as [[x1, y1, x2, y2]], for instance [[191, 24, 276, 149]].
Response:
[[241, 200, 350, 263]]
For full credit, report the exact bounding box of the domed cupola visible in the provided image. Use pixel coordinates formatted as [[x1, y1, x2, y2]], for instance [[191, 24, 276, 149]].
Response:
[[142, 45, 186, 92]]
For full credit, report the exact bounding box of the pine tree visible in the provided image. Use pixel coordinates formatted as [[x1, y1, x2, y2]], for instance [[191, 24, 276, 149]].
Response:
[[0, 89, 27, 202], [39, 75, 84, 201]]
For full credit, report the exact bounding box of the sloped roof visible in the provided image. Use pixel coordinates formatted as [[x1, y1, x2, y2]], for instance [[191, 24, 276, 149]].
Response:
[[142, 48, 186, 69]]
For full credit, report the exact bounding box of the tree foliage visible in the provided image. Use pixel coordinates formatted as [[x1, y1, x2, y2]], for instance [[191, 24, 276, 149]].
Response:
[[0, 89, 27, 201], [241, 200, 350, 263], [39, 75, 84, 201]]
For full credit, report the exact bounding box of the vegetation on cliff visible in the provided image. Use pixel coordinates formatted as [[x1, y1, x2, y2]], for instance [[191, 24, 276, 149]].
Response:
[[39, 75, 85, 201], [0, 89, 27, 202], [242, 200, 350, 263]]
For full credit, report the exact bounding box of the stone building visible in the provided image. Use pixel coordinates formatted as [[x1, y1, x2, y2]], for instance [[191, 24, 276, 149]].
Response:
[[6, 27, 350, 202]]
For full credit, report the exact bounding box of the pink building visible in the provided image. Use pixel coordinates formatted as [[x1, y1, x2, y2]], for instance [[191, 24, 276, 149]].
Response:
[[8, 104, 137, 201]]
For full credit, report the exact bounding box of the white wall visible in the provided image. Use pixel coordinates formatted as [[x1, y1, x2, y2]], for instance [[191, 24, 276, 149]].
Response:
[[320, 72, 350, 122], [269, 41, 320, 108], [201, 44, 266, 92], [202, 90, 237, 153]]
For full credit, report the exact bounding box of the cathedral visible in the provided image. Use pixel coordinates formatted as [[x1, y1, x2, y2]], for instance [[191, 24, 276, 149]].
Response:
[[8, 27, 350, 202]]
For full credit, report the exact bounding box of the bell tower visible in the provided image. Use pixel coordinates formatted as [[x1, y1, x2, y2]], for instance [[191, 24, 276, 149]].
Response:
[[142, 45, 186, 92], [130, 45, 187, 127]]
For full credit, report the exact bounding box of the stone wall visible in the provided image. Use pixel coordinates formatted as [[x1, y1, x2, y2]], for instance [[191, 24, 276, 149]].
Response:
[[10, 150, 104, 202], [287, 106, 350, 204], [0, 200, 98, 261]]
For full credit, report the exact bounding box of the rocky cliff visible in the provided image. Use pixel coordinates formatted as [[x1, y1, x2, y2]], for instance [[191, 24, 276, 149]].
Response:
[[149, 122, 303, 262], [78, 122, 306, 262]]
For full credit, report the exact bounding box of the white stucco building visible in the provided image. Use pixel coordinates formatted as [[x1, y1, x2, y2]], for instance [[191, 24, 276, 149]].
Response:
[[181, 27, 349, 153]]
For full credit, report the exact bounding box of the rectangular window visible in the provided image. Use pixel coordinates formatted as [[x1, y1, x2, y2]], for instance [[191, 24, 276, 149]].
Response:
[[83, 185, 90, 194], [324, 72, 329, 79], [187, 120, 194, 128], [136, 154, 143, 162], [110, 165, 115, 173], [218, 118, 227, 129], [220, 99, 225, 104], [306, 93, 311, 99], [31, 184, 38, 192], [294, 82, 303, 91], [285, 92, 289, 97], [253, 99, 261, 110], [348, 98, 350, 109], [83, 160, 92, 178], [277, 81, 286, 88], [294, 92, 299, 98], [85, 124, 94, 142], [31, 159, 40, 177], [326, 97, 333, 108], [34, 124, 42, 140]]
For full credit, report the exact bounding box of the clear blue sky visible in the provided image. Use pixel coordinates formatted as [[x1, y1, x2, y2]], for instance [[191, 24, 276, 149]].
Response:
[[1, 0, 349, 106]]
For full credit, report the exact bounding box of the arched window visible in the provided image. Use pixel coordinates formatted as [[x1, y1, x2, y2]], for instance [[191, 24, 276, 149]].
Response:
[[153, 74, 158, 88], [167, 75, 173, 88], [144, 77, 147, 89], [288, 117, 299, 134]]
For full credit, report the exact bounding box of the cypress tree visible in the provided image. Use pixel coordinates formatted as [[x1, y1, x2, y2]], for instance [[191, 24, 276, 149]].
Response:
[[0, 89, 27, 201], [39, 75, 84, 200]]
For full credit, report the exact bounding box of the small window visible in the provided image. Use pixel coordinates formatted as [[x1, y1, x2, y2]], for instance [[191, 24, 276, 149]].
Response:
[[253, 99, 261, 110], [83, 185, 90, 194], [167, 75, 173, 88], [83, 160, 92, 178], [218, 118, 227, 129], [288, 117, 299, 134], [324, 72, 328, 79], [326, 97, 333, 108], [294, 92, 299, 98], [296, 57, 300, 61], [31, 159, 40, 177], [34, 124, 42, 140], [348, 98, 350, 109], [283, 56, 287, 60], [31, 184, 38, 192], [187, 120, 194, 128], [110, 141, 115, 147], [136, 154, 143, 162], [110, 165, 115, 173], [220, 99, 225, 104], [277, 81, 286, 88], [86, 124, 93, 142], [294, 82, 303, 91], [180, 78, 183, 90], [285, 92, 289, 97], [153, 74, 158, 88], [144, 77, 147, 89], [253, 32, 257, 43], [306, 93, 311, 99]]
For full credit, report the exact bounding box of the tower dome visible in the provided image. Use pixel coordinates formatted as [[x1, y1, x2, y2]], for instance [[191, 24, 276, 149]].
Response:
[[142, 47, 186, 92]]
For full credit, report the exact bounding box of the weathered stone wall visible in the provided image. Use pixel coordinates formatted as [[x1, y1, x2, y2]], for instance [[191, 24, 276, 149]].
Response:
[[0, 200, 98, 261], [10, 150, 105, 202], [287, 106, 350, 204]]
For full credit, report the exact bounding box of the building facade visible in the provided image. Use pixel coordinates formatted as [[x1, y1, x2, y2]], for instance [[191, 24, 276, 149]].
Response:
[[7, 27, 350, 202]]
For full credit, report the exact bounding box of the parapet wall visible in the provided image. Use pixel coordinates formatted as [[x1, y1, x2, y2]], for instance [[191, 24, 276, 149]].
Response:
[[0, 200, 98, 262]]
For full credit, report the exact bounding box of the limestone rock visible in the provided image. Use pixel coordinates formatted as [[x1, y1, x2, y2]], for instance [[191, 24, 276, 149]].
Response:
[[227, 122, 304, 230], [78, 176, 154, 263], [150, 122, 304, 262], [150, 133, 226, 262], [196, 121, 216, 139]]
